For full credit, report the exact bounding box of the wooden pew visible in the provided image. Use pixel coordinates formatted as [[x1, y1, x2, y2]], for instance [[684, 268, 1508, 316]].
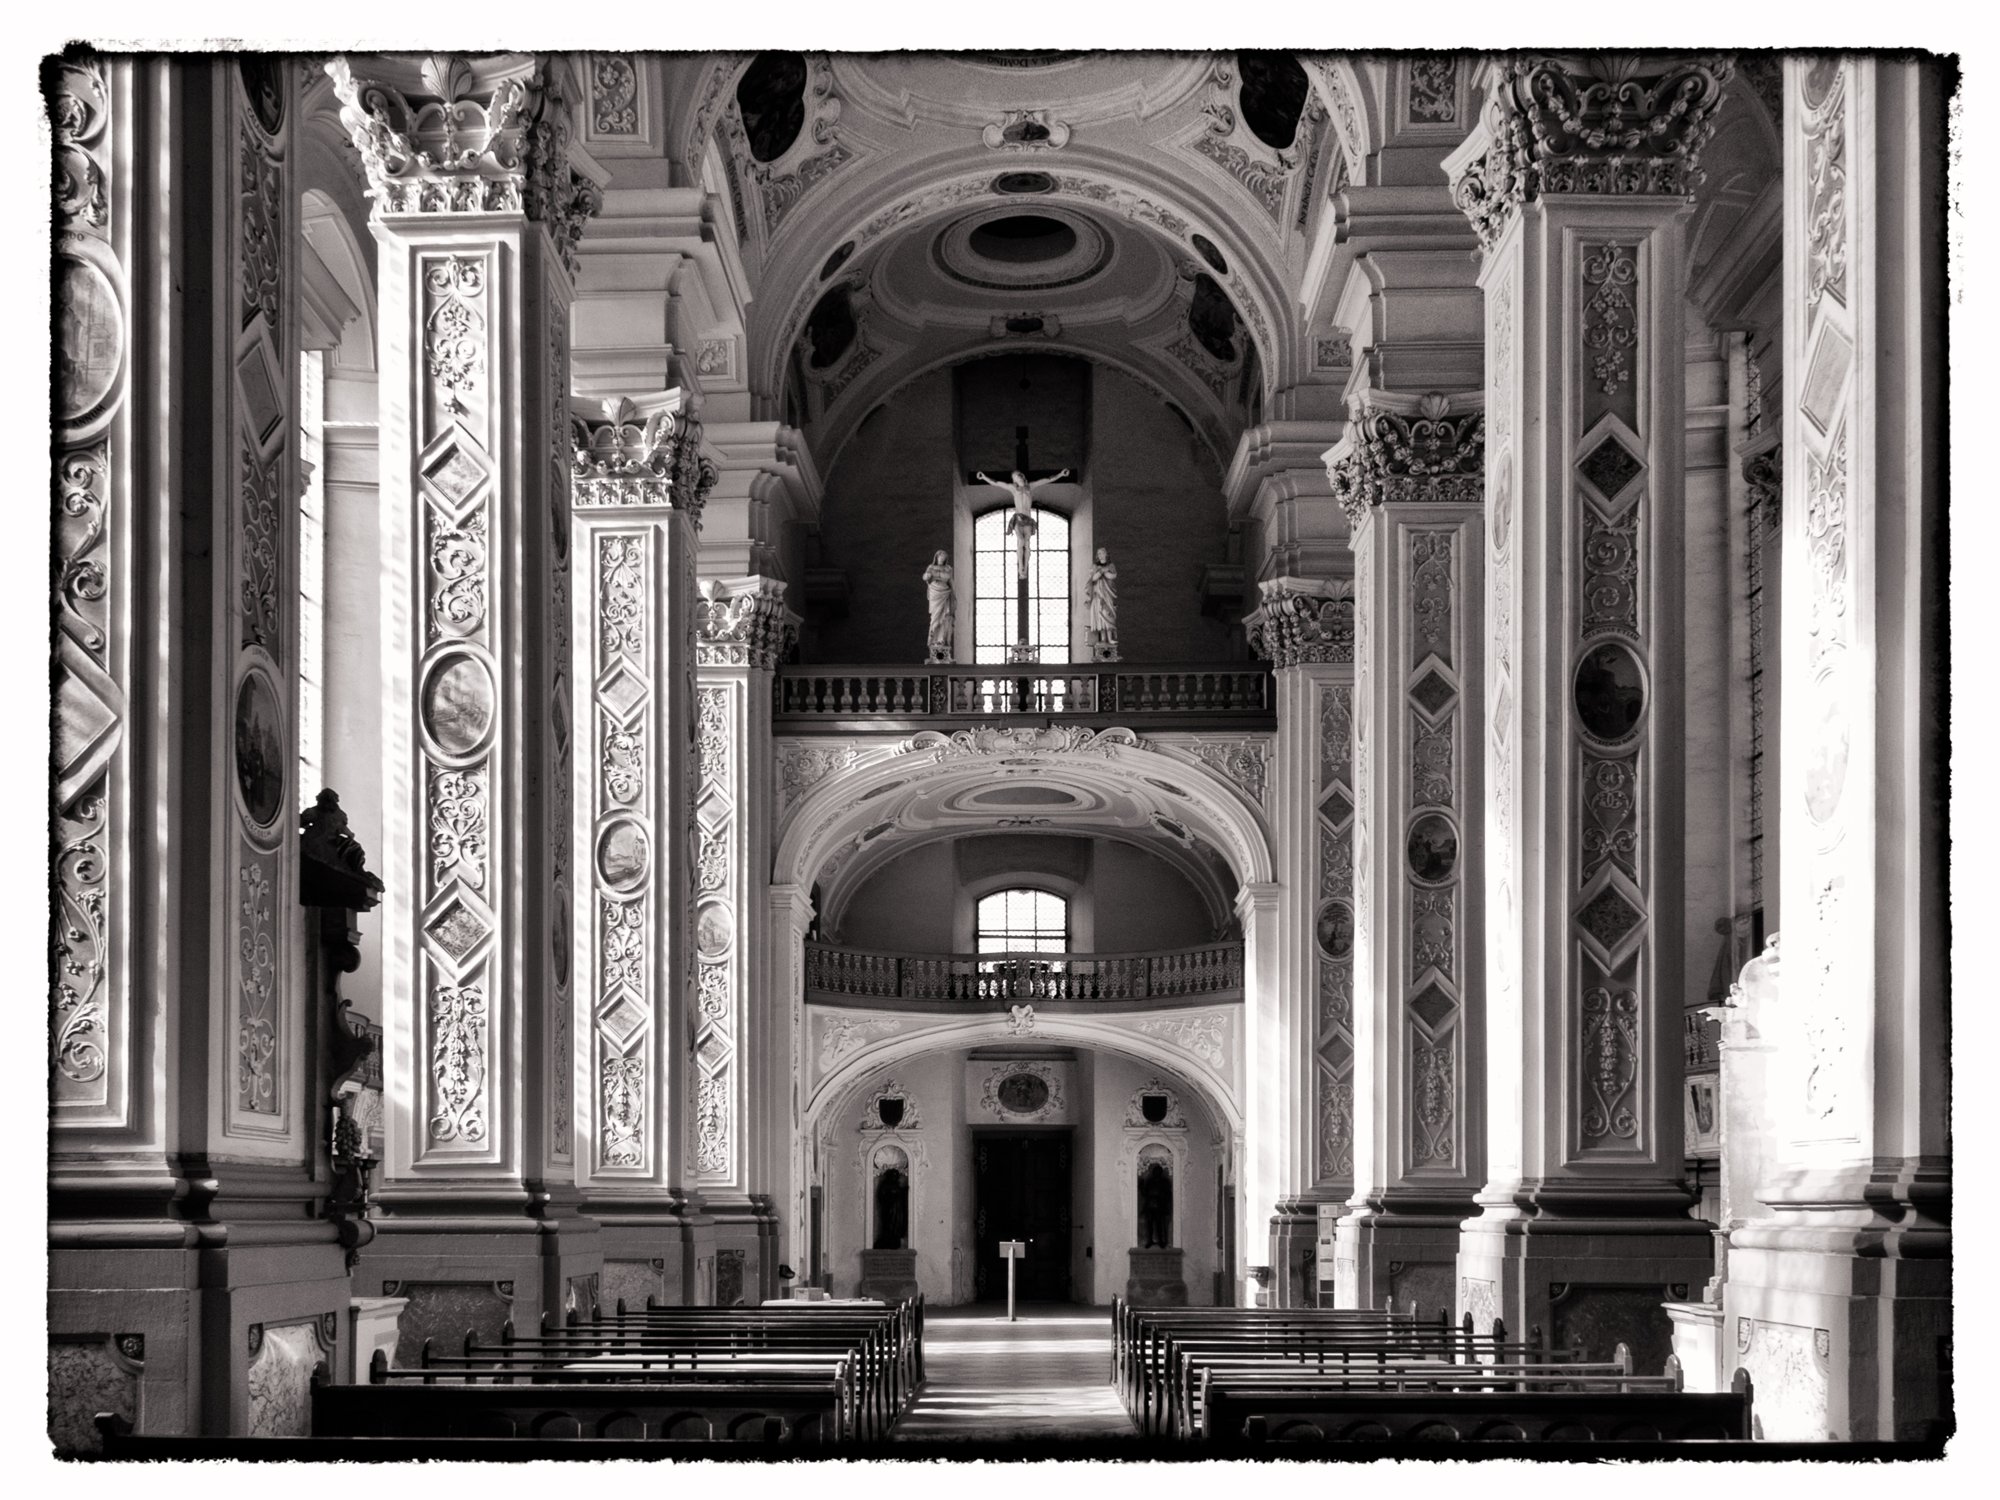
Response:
[[1206, 1368, 1756, 1446], [315, 1296, 920, 1446]]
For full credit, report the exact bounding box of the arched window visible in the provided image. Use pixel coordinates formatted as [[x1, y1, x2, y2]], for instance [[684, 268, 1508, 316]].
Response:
[[973, 504, 1070, 662], [976, 887, 1070, 954]]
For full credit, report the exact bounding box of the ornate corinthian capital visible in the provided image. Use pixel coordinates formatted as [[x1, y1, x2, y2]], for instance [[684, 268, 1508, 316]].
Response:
[[326, 52, 601, 271], [1448, 54, 1735, 249], [1245, 578, 1356, 668], [1325, 392, 1485, 528], [694, 576, 798, 671], [570, 396, 719, 521]]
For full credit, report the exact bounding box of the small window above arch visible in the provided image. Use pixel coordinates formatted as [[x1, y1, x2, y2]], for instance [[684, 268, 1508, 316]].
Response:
[[976, 888, 1069, 954], [1237, 52, 1310, 152]]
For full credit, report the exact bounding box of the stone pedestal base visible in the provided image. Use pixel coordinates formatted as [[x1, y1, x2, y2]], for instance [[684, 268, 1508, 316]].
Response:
[[858, 1248, 919, 1303], [1268, 1201, 1320, 1309], [1722, 1237, 1949, 1441], [350, 1194, 604, 1360], [1125, 1247, 1188, 1306], [347, 1296, 407, 1380], [1455, 1213, 1713, 1377], [702, 1193, 780, 1307], [1332, 1211, 1463, 1320], [1664, 1299, 1725, 1392], [51, 1230, 354, 1446]]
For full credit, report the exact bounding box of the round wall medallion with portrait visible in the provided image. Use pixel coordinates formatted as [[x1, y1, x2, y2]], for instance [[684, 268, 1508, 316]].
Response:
[[996, 1072, 1049, 1114], [1573, 641, 1646, 745], [422, 652, 496, 758], [233, 671, 285, 830], [1406, 812, 1459, 887], [56, 252, 124, 429], [596, 817, 651, 891], [695, 900, 733, 959], [1315, 899, 1355, 960], [1803, 689, 1849, 824]]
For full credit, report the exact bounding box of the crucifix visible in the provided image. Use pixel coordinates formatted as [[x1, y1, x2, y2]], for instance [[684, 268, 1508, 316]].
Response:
[[972, 426, 1070, 663]]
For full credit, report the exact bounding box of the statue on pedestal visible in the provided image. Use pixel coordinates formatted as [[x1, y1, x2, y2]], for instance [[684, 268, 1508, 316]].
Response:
[[1085, 546, 1119, 661], [1137, 1159, 1173, 1249], [923, 551, 955, 662], [973, 467, 1071, 580]]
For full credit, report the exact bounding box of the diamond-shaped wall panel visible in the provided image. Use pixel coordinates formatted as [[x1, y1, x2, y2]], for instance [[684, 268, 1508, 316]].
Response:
[[424, 441, 490, 508], [426, 898, 489, 963], [1409, 668, 1457, 719], [599, 993, 647, 1048], [1576, 883, 1646, 952], [1320, 786, 1354, 826], [1410, 982, 1456, 1033], [1577, 434, 1643, 502], [598, 666, 645, 721], [696, 1032, 728, 1070]]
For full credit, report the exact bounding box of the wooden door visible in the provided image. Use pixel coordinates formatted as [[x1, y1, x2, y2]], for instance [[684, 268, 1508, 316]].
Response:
[[972, 1130, 1073, 1302]]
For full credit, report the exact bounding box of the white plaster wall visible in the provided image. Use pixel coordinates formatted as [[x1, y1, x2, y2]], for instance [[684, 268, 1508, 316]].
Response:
[[823, 1050, 967, 1303], [1085, 1052, 1221, 1306]]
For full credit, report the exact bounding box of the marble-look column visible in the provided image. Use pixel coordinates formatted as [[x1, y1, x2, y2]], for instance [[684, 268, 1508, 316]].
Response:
[[1326, 392, 1487, 1320], [1444, 55, 1731, 1367], [1245, 579, 1356, 1306], [1722, 56, 1948, 1442], [569, 393, 714, 1311], [768, 882, 817, 1286], [330, 52, 607, 1337], [692, 578, 799, 1304]]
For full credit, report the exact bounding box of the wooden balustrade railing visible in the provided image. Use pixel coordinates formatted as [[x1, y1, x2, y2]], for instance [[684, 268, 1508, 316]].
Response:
[[803, 941, 1244, 1004], [774, 663, 1273, 725]]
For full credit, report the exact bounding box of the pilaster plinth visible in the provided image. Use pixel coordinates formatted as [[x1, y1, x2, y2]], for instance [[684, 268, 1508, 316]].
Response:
[[332, 51, 606, 1333], [1446, 54, 1732, 1372], [1247, 579, 1356, 1306], [1324, 393, 1487, 1320]]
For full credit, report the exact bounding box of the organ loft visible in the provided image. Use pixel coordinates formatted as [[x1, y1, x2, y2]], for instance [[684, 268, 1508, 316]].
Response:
[[42, 42, 1953, 1460]]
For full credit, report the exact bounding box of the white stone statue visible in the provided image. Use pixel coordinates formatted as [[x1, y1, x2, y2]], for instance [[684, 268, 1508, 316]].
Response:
[[923, 550, 955, 662], [973, 466, 1071, 579], [1085, 546, 1119, 661]]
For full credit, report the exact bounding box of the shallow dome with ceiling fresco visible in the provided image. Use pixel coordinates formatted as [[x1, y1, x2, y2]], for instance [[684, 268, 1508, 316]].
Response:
[[934, 205, 1113, 291]]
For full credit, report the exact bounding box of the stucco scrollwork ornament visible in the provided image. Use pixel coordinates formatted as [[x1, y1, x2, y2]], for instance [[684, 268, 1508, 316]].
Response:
[[1328, 392, 1486, 529], [982, 109, 1071, 151], [1006, 1003, 1037, 1036], [1245, 579, 1355, 667], [778, 743, 860, 814], [571, 398, 718, 519], [818, 1015, 899, 1074], [1448, 54, 1736, 250], [1183, 738, 1270, 807], [899, 724, 1143, 763], [1136, 1012, 1230, 1069], [694, 577, 798, 670]]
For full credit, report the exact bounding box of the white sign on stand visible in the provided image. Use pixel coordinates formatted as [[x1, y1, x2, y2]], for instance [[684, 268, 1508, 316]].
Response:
[[1000, 1240, 1026, 1322]]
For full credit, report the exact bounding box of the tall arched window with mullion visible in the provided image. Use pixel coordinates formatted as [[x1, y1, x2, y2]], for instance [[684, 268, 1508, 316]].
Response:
[[975, 887, 1070, 956], [973, 505, 1070, 663]]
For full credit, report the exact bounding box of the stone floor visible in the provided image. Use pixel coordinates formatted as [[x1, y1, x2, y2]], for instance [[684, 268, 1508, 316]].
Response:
[[890, 1303, 1139, 1442]]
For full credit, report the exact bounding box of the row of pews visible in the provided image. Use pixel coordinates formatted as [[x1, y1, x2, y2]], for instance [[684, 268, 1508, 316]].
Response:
[[1111, 1300, 1754, 1447], [97, 1296, 924, 1457]]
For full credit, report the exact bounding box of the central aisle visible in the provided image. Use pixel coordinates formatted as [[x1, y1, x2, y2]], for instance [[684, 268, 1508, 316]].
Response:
[[890, 1304, 1140, 1442]]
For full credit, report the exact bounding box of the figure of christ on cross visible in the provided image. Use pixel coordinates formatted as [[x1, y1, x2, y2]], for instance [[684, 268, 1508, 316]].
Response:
[[974, 466, 1072, 580]]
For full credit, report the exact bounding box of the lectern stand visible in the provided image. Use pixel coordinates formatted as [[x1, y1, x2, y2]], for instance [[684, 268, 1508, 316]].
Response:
[[1000, 1240, 1026, 1322]]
